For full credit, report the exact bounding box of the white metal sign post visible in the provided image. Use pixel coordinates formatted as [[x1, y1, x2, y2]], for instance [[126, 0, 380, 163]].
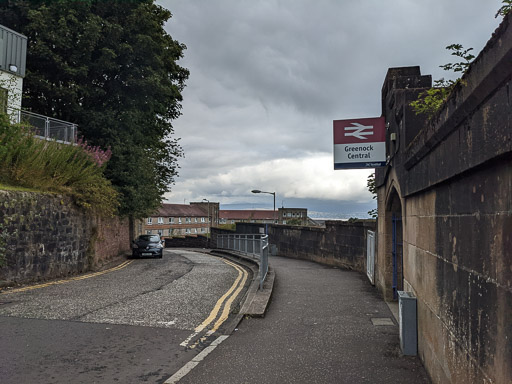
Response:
[[333, 117, 386, 169]]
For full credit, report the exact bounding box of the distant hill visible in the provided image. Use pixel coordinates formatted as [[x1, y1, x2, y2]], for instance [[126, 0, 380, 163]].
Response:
[[220, 197, 375, 220]]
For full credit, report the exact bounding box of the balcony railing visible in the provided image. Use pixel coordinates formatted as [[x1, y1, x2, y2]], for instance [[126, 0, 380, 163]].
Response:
[[7, 107, 78, 144]]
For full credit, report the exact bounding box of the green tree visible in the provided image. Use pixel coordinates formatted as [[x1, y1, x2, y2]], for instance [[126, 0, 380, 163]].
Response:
[[0, 0, 189, 218], [496, 0, 512, 17], [367, 172, 377, 218], [410, 44, 474, 118]]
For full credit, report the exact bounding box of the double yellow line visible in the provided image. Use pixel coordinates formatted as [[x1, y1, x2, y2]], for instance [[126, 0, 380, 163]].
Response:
[[181, 258, 248, 348], [0, 260, 133, 295]]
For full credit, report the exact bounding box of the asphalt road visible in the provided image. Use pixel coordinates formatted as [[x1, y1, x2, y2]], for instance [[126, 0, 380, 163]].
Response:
[[0, 249, 251, 384], [178, 256, 430, 384]]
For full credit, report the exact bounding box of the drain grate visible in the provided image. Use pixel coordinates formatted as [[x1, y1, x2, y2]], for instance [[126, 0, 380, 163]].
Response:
[[371, 317, 395, 326]]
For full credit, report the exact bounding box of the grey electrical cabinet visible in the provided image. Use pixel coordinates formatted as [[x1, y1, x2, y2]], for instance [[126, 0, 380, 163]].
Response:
[[398, 291, 417, 356]]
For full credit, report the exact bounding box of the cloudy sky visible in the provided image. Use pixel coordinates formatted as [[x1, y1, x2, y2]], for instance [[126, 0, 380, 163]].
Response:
[[159, 0, 504, 217]]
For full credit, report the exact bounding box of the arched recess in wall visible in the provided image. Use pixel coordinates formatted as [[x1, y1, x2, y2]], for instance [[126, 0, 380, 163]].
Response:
[[385, 185, 403, 300]]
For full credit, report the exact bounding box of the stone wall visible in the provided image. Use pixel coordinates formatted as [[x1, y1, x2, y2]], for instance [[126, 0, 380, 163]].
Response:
[[270, 221, 375, 273], [163, 235, 208, 248], [375, 13, 512, 384], [211, 222, 375, 272], [0, 190, 130, 285]]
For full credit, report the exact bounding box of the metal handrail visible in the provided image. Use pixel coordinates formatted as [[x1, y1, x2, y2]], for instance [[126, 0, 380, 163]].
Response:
[[216, 233, 269, 290], [6, 107, 78, 144]]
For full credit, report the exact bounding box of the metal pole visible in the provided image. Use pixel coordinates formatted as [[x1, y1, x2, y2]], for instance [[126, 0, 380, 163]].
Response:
[[45, 117, 50, 140], [251, 189, 276, 224], [273, 192, 276, 224], [203, 198, 210, 247]]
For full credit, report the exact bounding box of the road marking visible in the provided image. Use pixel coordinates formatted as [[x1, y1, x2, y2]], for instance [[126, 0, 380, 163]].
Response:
[[0, 260, 133, 294], [207, 259, 248, 334], [165, 335, 229, 384], [179, 259, 243, 347], [180, 258, 248, 348], [189, 259, 248, 348]]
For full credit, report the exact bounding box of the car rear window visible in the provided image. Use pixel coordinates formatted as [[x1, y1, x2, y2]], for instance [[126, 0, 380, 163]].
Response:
[[138, 235, 160, 242]]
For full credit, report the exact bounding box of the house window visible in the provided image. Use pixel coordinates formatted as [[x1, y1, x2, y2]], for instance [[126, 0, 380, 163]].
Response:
[[178, 217, 182, 224], [186, 217, 191, 223], [169, 217, 174, 224], [157, 229, 163, 235], [231, 220, 235, 224], [146, 230, 152, 234], [158, 217, 163, 224], [201, 217, 205, 223], [185, 228, 191, 234], [201, 228, 206, 233], [194, 217, 198, 223], [147, 218, 153, 225], [193, 228, 197, 233], [167, 229, 172, 236], [283, 220, 287, 225]]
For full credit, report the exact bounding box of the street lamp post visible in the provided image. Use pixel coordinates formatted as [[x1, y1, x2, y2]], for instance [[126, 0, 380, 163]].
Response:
[[202, 198, 210, 241], [251, 190, 276, 224]]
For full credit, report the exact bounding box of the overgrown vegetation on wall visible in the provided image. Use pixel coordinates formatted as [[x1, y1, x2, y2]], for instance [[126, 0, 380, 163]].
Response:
[[410, 44, 474, 118], [218, 223, 236, 231], [0, 113, 119, 215], [410, 1, 511, 118], [496, 0, 512, 17]]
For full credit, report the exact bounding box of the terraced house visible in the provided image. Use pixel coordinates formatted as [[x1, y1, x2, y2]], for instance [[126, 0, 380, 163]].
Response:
[[142, 202, 219, 238], [219, 207, 311, 226]]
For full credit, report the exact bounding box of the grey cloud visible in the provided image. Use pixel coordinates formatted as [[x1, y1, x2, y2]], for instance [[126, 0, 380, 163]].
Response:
[[159, 0, 503, 212]]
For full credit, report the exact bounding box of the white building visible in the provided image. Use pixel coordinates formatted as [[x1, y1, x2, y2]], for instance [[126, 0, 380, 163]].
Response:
[[0, 24, 27, 119]]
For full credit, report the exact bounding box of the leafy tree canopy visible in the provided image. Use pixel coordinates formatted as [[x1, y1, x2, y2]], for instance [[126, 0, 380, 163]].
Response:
[[0, 0, 189, 218]]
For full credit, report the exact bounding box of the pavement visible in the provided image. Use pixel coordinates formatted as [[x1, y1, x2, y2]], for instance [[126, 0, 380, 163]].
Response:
[[176, 255, 431, 384]]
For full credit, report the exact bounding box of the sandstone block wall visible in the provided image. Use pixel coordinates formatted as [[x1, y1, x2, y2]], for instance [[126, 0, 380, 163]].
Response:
[[375, 13, 512, 384]]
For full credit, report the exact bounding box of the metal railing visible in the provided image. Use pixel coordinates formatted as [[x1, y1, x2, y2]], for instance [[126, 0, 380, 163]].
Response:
[[7, 107, 78, 144], [216, 233, 269, 290]]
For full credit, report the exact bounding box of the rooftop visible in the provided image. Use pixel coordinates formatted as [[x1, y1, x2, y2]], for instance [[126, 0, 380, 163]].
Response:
[[219, 210, 276, 220], [155, 204, 207, 217]]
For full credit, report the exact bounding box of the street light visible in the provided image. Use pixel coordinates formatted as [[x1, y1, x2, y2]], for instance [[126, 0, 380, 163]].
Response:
[[251, 190, 276, 224], [202, 198, 210, 237]]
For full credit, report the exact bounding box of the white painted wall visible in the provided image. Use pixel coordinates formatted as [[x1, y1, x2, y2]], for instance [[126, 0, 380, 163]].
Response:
[[0, 70, 23, 121]]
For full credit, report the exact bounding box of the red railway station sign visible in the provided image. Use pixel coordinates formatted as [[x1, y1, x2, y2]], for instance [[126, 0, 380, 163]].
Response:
[[333, 116, 386, 169]]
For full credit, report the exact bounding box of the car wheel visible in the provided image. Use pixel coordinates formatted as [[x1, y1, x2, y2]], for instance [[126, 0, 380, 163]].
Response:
[[157, 253, 163, 259]]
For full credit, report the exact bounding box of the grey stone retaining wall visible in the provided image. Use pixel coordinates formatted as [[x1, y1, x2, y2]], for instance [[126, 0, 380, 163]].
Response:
[[270, 221, 376, 273], [0, 190, 130, 285]]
